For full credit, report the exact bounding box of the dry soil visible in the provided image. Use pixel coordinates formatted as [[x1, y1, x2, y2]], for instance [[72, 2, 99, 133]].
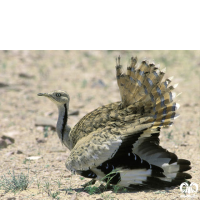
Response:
[[0, 50, 199, 200]]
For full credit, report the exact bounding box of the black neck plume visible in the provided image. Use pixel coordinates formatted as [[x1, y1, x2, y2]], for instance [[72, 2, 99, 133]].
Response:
[[61, 104, 68, 142]]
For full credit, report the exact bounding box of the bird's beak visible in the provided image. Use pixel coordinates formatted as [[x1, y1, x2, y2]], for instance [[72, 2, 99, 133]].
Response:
[[37, 93, 49, 97]]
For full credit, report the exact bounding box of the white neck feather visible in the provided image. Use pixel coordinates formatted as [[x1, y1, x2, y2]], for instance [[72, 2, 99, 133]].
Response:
[[56, 104, 72, 150]]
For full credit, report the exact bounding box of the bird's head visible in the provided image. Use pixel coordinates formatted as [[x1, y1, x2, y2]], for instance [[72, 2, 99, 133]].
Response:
[[38, 90, 70, 107]]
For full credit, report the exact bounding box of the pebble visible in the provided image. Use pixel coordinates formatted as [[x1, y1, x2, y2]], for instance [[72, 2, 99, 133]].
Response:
[[16, 150, 23, 154], [36, 138, 46, 143], [1, 135, 15, 143], [35, 116, 56, 130], [7, 197, 16, 200], [26, 156, 42, 160], [3, 131, 19, 138], [0, 82, 9, 88], [69, 110, 79, 116], [5, 151, 15, 157], [36, 126, 43, 132], [0, 139, 7, 149], [5, 138, 13, 145], [79, 192, 89, 196], [103, 191, 112, 195], [19, 72, 35, 79], [70, 193, 78, 200]]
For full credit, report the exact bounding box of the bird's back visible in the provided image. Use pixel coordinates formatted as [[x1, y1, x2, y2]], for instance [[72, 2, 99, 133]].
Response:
[[70, 102, 118, 147], [70, 100, 151, 147], [70, 57, 177, 148]]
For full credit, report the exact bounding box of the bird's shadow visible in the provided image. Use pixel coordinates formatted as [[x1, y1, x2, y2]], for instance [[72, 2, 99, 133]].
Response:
[[60, 183, 178, 195]]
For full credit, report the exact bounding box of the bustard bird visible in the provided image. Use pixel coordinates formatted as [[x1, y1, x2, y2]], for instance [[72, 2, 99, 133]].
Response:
[[38, 57, 191, 187]]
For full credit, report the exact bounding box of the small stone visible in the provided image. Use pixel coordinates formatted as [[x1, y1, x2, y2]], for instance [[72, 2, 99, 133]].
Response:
[[64, 174, 71, 178], [19, 72, 35, 79], [0, 139, 7, 149], [5, 151, 15, 157], [180, 143, 188, 146], [103, 191, 112, 195], [70, 193, 78, 200], [16, 150, 23, 154], [187, 131, 194, 135], [96, 198, 103, 200], [36, 126, 43, 132], [1, 135, 15, 143], [26, 156, 42, 160], [79, 192, 89, 196], [7, 197, 16, 200], [35, 116, 56, 130], [3, 131, 19, 138], [5, 139, 13, 145], [0, 82, 9, 88], [69, 110, 79, 116], [36, 138, 46, 143]]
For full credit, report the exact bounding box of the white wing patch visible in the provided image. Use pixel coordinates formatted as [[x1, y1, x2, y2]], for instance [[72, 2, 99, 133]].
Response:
[[118, 168, 152, 186]]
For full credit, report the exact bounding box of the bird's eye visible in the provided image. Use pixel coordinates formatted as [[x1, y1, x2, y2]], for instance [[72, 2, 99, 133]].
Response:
[[56, 93, 61, 97]]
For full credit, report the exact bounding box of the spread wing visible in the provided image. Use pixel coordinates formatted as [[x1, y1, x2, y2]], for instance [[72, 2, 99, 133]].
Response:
[[66, 116, 152, 171]]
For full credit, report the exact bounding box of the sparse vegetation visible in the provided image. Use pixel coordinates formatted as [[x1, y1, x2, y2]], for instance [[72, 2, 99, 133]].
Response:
[[23, 159, 27, 164], [101, 169, 121, 189], [44, 180, 50, 190], [0, 50, 198, 199], [113, 185, 120, 193], [81, 79, 87, 88], [0, 170, 31, 193], [36, 179, 40, 189], [83, 170, 126, 197], [51, 191, 60, 199], [44, 126, 49, 138], [45, 188, 60, 199], [84, 185, 100, 195], [167, 130, 173, 139], [54, 174, 64, 188]]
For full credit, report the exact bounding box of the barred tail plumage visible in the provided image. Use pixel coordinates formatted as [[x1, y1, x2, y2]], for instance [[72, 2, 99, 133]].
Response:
[[116, 56, 180, 128], [113, 56, 192, 187]]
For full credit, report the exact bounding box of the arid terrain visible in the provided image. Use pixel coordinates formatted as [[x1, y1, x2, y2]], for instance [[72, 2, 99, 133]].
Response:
[[0, 50, 199, 200]]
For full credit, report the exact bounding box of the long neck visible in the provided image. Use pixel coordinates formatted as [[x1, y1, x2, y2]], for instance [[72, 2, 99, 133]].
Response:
[[56, 104, 72, 149]]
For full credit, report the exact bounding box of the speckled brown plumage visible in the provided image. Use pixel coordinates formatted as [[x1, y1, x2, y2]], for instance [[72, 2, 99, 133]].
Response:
[[38, 56, 192, 187]]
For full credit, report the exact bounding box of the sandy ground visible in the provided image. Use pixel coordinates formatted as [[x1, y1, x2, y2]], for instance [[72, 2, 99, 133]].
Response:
[[0, 50, 199, 200]]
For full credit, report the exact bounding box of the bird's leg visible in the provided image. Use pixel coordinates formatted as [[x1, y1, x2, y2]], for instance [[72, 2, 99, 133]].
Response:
[[82, 179, 96, 188]]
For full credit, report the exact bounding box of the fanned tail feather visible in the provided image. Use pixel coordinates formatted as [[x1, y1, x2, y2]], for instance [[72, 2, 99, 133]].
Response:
[[116, 56, 180, 128], [113, 56, 192, 187]]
